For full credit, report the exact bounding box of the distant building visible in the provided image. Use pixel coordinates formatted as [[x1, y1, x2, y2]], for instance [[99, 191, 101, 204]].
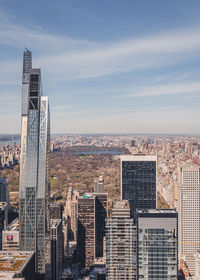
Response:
[[94, 175, 104, 193], [77, 194, 95, 267], [51, 219, 63, 280], [2, 218, 19, 251], [121, 155, 157, 218], [0, 177, 9, 207], [105, 200, 137, 280], [137, 209, 178, 280], [178, 164, 200, 275], [0, 251, 35, 279], [50, 202, 63, 219]]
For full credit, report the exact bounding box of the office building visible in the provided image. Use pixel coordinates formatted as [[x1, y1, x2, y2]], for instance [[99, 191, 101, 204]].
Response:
[[121, 155, 157, 218], [0, 251, 35, 280], [94, 175, 104, 193], [0, 202, 8, 250], [95, 193, 107, 258], [2, 218, 19, 251], [77, 194, 95, 267], [178, 164, 200, 275], [19, 50, 50, 275], [50, 202, 63, 219], [105, 200, 137, 280], [0, 177, 9, 206], [65, 186, 79, 241], [137, 209, 178, 280], [51, 219, 63, 280]]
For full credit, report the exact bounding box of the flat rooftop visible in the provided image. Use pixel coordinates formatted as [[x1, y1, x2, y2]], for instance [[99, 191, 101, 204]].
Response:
[[120, 155, 157, 162], [4, 219, 19, 232], [0, 251, 34, 272], [137, 209, 177, 214], [51, 219, 62, 228]]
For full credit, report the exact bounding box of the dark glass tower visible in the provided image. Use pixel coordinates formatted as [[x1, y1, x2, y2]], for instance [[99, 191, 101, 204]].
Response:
[[19, 50, 50, 275], [121, 155, 157, 218]]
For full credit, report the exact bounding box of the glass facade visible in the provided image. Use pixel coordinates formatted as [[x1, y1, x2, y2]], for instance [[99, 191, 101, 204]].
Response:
[[19, 50, 50, 275], [137, 210, 178, 280], [121, 156, 157, 218]]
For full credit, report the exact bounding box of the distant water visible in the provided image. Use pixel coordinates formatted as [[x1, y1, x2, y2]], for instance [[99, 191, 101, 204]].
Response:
[[0, 140, 20, 147], [70, 150, 122, 155]]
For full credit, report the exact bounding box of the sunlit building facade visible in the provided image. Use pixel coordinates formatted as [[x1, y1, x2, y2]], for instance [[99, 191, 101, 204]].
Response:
[[178, 164, 200, 275], [19, 50, 50, 275]]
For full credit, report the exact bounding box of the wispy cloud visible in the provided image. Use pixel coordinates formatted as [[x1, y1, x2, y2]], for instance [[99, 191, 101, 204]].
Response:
[[1, 15, 200, 81], [116, 81, 200, 98]]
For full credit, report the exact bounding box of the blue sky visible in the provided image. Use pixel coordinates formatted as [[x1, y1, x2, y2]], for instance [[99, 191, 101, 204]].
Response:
[[1, 0, 200, 134]]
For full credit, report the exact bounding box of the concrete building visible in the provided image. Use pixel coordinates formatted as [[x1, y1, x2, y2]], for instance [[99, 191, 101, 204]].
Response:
[[0, 202, 8, 250], [2, 218, 19, 251], [178, 164, 200, 275], [51, 219, 63, 280], [105, 201, 137, 280], [0, 251, 35, 280], [94, 175, 104, 193], [65, 186, 79, 242], [137, 209, 178, 280], [19, 50, 50, 275], [121, 155, 157, 218], [77, 194, 95, 267], [50, 202, 63, 220]]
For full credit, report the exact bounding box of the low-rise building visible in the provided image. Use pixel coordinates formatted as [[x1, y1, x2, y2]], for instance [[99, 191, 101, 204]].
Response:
[[2, 218, 19, 251], [0, 251, 35, 279]]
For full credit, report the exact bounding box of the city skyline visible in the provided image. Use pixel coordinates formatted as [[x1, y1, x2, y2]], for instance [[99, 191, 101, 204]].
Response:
[[1, 1, 200, 134]]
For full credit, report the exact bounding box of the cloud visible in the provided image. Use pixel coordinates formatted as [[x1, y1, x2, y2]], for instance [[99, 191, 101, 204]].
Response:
[[116, 81, 200, 98], [1, 15, 200, 81]]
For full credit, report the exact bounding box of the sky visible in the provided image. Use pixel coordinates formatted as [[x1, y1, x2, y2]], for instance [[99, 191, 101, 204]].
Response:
[[1, 0, 200, 134]]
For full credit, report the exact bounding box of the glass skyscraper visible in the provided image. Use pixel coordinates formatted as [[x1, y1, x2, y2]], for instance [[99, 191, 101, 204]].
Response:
[[137, 209, 178, 280], [121, 155, 157, 218], [19, 50, 50, 275]]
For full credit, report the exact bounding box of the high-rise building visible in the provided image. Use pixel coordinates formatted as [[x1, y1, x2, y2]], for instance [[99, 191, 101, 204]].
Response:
[[137, 209, 178, 280], [2, 218, 19, 251], [77, 194, 95, 267], [0, 178, 9, 207], [0, 202, 8, 250], [105, 200, 137, 280], [65, 186, 79, 242], [94, 175, 104, 193], [178, 164, 200, 275], [50, 219, 63, 280], [121, 155, 157, 218], [19, 50, 50, 275], [50, 202, 63, 220], [95, 193, 107, 258]]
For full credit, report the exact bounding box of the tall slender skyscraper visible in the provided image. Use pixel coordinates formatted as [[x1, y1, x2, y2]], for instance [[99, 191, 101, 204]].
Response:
[[178, 163, 200, 275], [121, 155, 157, 218], [19, 50, 50, 276]]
